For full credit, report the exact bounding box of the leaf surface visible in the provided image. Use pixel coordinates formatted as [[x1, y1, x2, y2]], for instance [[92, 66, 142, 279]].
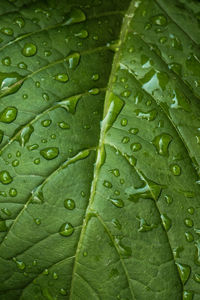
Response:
[[0, 0, 200, 299]]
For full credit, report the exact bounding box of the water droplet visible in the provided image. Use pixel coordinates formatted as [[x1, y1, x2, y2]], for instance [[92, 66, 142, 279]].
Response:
[[187, 207, 194, 215], [110, 198, 124, 208], [121, 90, 131, 98], [184, 218, 193, 227], [58, 121, 70, 129], [161, 214, 172, 231], [34, 218, 41, 225], [170, 164, 181, 176], [59, 222, 74, 236], [176, 263, 191, 285], [58, 95, 81, 114], [40, 147, 59, 160], [134, 109, 157, 121], [0, 107, 17, 123], [42, 93, 49, 101], [12, 159, 19, 167], [22, 43, 37, 57], [27, 144, 39, 151], [121, 118, 128, 126], [41, 120, 51, 127], [2, 57, 11, 66], [89, 88, 100, 95], [127, 176, 162, 202], [9, 188, 17, 197], [131, 143, 142, 152], [0, 170, 13, 184], [193, 273, 200, 283], [54, 73, 69, 83], [92, 74, 99, 81], [14, 16, 25, 28], [1, 207, 11, 216], [53, 272, 58, 280], [60, 288, 67, 295], [43, 269, 49, 275], [1, 27, 13, 36], [168, 63, 182, 75], [185, 232, 194, 242], [64, 199, 75, 210], [17, 62, 27, 69], [65, 52, 80, 69], [122, 136, 130, 144], [17, 124, 34, 147], [75, 29, 88, 39], [183, 290, 194, 300], [152, 133, 172, 156], [0, 72, 24, 97], [171, 89, 190, 111], [110, 169, 120, 177], [63, 8, 86, 26], [129, 128, 139, 134], [151, 14, 167, 26], [13, 258, 26, 270], [138, 217, 156, 232], [159, 36, 167, 44], [103, 181, 112, 188]]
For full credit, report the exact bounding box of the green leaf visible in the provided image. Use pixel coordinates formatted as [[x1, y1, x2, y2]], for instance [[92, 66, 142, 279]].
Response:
[[0, 0, 200, 299]]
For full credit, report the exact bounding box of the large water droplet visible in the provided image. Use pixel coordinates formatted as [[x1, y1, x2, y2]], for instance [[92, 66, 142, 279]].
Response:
[[152, 133, 172, 156], [161, 214, 172, 231], [22, 43, 37, 57], [183, 290, 194, 300], [0, 107, 17, 123], [0, 170, 13, 184], [58, 95, 81, 114], [17, 124, 34, 147], [110, 198, 124, 208], [40, 147, 59, 160], [63, 8, 86, 26], [0, 72, 24, 97], [176, 263, 191, 285], [59, 222, 74, 236], [134, 109, 157, 121], [65, 52, 80, 69]]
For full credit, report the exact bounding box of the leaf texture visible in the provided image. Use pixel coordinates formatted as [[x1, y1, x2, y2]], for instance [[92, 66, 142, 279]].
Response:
[[0, 0, 200, 299]]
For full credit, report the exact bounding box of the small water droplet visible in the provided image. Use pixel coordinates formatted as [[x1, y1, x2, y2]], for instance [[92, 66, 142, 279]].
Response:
[[111, 218, 122, 230], [88, 88, 100, 95], [185, 232, 194, 242], [9, 188, 17, 197], [64, 199, 75, 210], [54, 73, 69, 83], [75, 29, 88, 39], [14, 16, 25, 28], [170, 164, 181, 176], [1, 27, 13, 36], [59, 222, 74, 236], [131, 143, 142, 152], [41, 120, 51, 127], [151, 14, 167, 26], [13, 257, 26, 270], [184, 218, 193, 228], [110, 198, 124, 208], [22, 43, 37, 57], [103, 180, 112, 188], [60, 288, 67, 295], [40, 147, 59, 160], [183, 290, 194, 300], [2, 57, 11, 66], [92, 74, 99, 81], [161, 214, 172, 231], [0, 107, 17, 123]]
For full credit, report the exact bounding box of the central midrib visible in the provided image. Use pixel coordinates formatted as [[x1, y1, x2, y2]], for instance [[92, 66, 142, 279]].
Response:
[[68, 1, 136, 299]]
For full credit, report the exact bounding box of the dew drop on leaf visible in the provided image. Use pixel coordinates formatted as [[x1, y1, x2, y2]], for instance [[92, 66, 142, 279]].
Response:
[[54, 73, 69, 83], [22, 43, 37, 57], [17, 124, 34, 147], [0, 72, 24, 97], [161, 214, 172, 231], [152, 133, 172, 156], [64, 199, 75, 210], [65, 52, 80, 69], [40, 147, 59, 160], [110, 198, 124, 208], [75, 29, 88, 39], [176, 263, 191, 285], [63, 8, 86, 26], [0, 170, 13, 184], [59, 222, 74, 236]]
